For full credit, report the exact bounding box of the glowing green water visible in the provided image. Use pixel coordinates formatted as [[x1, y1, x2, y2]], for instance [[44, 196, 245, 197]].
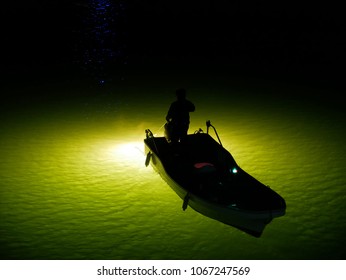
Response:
[[1, 81, 345, 259]]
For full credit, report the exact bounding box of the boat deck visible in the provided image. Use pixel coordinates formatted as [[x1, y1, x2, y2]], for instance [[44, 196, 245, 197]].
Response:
[[145, 133, 285, 212]]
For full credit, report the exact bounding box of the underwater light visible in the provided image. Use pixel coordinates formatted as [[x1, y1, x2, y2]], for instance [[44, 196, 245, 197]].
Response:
[[107, 142, 145, 167], [116, 143, 140, 157], [114, 142, 143, 158]]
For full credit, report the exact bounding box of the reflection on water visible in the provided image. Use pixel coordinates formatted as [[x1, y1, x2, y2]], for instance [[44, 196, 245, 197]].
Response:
[[0, 82, 345, 259], [79, 0, 128, 84]]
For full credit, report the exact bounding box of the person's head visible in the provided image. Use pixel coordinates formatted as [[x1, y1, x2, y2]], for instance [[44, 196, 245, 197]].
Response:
[[176, 88, 186, 100]]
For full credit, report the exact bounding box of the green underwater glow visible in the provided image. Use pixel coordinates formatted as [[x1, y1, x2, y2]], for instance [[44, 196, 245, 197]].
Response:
[[0, 84, 345, 260]]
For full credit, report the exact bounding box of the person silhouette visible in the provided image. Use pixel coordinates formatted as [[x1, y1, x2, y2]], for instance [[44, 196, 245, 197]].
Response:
[[165, 88, 195, 144]]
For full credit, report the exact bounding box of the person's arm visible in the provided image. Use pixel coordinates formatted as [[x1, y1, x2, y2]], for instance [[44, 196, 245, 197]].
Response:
[[188, 101, 195, 112]]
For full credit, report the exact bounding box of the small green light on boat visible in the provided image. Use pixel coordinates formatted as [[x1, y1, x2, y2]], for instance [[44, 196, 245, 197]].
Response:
[[231, 167, 238, 174]]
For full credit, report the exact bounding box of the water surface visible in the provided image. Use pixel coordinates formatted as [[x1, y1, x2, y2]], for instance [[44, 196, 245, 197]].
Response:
[[1, 79, 345, 259]]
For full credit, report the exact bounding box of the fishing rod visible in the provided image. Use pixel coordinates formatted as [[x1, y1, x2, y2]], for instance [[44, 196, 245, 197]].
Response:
[[206, 120, 223, 146]]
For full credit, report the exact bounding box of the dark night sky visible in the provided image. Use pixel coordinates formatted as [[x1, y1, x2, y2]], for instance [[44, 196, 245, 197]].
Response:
[[2, 1, 345, 88]]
